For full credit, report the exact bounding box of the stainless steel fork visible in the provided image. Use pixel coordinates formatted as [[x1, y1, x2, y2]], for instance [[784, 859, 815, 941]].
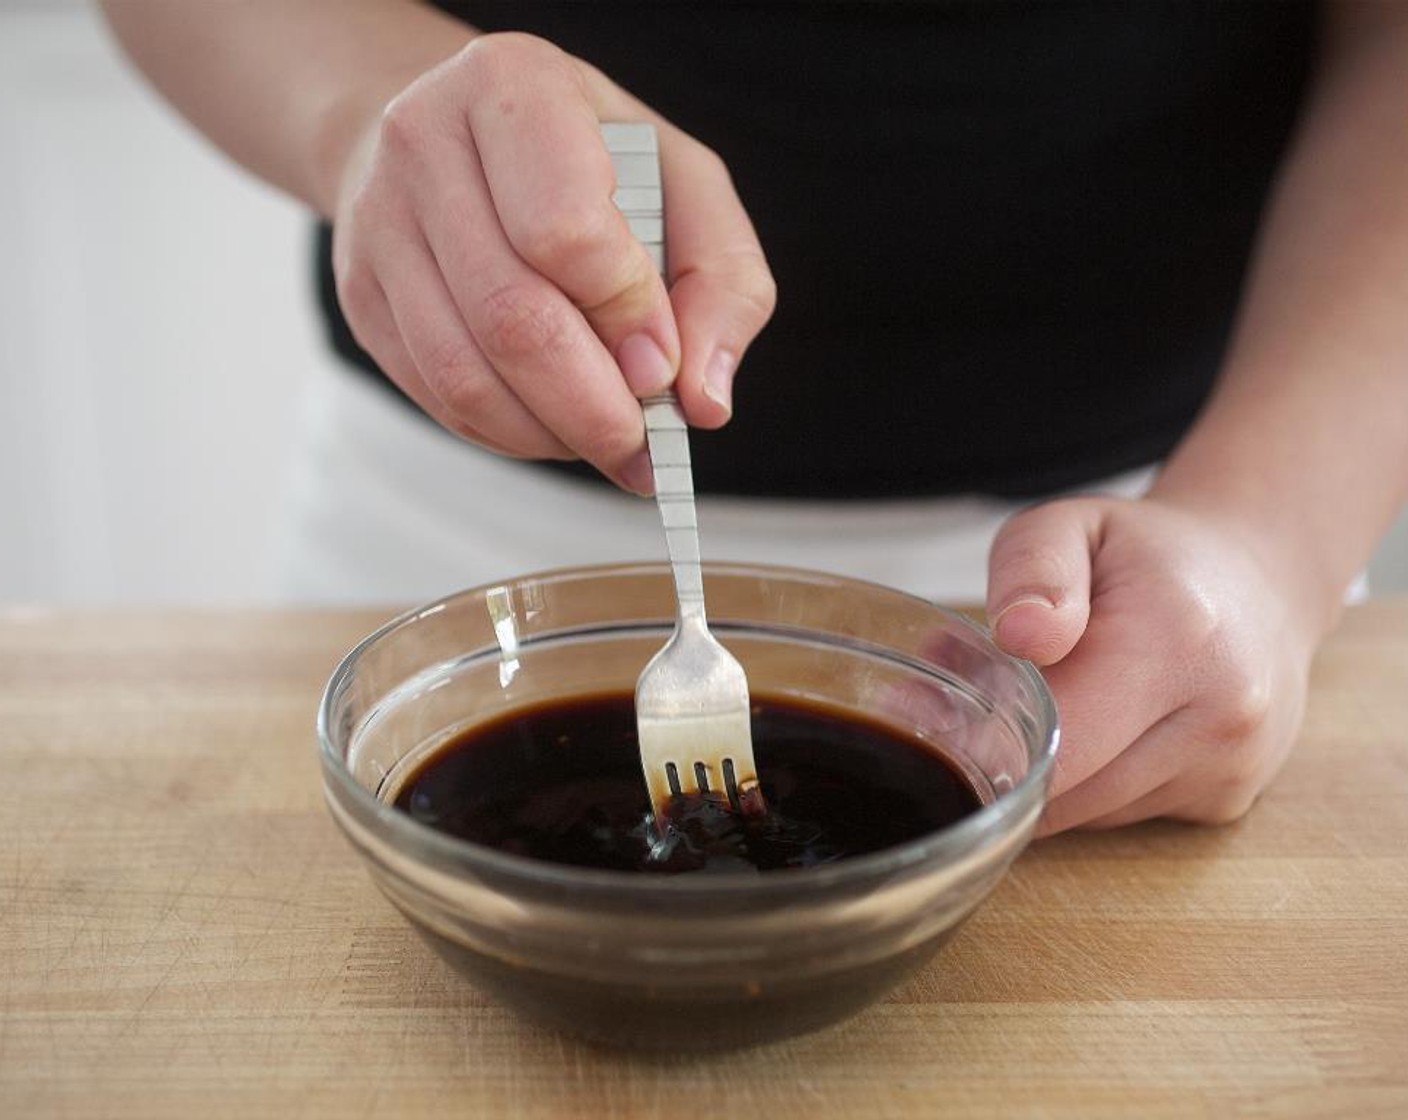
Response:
[[603, 122, 761, 821], [634, 391, 761, 819]]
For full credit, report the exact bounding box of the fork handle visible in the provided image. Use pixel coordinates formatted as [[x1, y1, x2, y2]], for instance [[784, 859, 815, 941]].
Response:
[[604, 124, 707, 627], [642, 392, 707, 625]]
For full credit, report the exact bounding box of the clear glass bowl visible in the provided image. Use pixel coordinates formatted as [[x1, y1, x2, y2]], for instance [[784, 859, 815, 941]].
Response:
[[318, 562, 1058, 1050]]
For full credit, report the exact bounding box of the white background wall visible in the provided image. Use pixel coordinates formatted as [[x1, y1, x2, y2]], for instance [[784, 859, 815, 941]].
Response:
[[1, 1, 1405, 605], [1, 1, 333, 604]]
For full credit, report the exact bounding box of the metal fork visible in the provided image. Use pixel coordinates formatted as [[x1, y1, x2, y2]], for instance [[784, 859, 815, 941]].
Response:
[[603, 122, 761, 821], [635, 392, 761, 819]]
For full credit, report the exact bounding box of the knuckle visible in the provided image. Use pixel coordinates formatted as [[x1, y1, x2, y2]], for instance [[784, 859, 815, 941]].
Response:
[[1223, 688, 1273, 743], [457, 34, 513, 92], [735, 256, 778, 325], [681, 140, 778, 326], [459, 32, 584, 110], [436, 371, 500, 425], [516, 201, 616, 279], [1194, 785, 1261, 827], [1206, 660, 1273, 742], [418, 334, 483, 396], [1165, 744, 1267, 828], [696, 249, 776, 331], [461, 31, 558, 84], [1215, 736, 1265, 798], [377, 93, 433, 159], [1180, 591, 1225, 654], [1181, 712, 1272, 827], [476, 283, 570, 361]]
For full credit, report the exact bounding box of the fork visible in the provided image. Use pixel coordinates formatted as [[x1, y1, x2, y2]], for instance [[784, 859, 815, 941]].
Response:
[[602, 122, 762, 821], [635, 391, 762, 820]]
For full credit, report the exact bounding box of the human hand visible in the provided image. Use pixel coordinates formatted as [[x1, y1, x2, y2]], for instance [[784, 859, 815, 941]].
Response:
[[329, 32, 776, 492], [985, 495, 1327, 835]]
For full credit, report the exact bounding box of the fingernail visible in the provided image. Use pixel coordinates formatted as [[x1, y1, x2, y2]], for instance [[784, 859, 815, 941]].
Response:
[[701, 348, 737, 414], [617, 333, 676, 396], [992, 594, 1056, 639], [619, 449, 655, 497]]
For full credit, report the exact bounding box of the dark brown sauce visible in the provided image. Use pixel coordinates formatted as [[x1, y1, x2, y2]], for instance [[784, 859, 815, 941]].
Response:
[[394, 691, 982, 874]]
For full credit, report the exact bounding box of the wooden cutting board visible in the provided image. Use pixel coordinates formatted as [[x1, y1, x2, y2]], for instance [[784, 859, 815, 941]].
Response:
[[2, 604, 1407, 1118]]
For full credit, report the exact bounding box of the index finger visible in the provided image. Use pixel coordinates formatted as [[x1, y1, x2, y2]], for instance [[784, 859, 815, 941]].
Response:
[[458, 34, 679, 393]]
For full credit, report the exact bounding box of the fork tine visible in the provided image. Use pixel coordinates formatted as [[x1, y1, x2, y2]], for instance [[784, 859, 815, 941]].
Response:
[[636, 688, 757, 811], [691, 760, 724, 798], [650, 756, 749, 806]]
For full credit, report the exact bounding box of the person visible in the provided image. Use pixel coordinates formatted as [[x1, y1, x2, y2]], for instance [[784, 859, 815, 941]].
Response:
[[99, 2, 1408, 835]]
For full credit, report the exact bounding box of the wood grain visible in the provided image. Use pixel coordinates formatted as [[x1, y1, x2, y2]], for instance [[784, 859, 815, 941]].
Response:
[[2, 603, 1406, 1119]]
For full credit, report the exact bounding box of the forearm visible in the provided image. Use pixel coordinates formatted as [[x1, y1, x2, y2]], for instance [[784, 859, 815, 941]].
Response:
[[98, 0, 476, 216], [1152, 1, 1408, 635]]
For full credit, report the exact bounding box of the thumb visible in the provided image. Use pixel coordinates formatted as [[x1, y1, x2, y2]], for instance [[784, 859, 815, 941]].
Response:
[[986, 499, 1098, 666]]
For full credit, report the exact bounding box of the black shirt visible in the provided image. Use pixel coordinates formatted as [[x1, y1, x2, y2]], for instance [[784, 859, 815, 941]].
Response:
[[314, 1, 1316, 498]]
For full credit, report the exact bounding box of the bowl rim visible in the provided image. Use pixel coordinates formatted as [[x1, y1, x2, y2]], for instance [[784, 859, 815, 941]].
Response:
[[317, 560, 1060, 898]]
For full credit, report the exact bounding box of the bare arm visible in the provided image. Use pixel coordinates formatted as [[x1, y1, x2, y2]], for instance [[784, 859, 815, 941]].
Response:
[[99, 0, 473, 217], [1150, 0, 1408, 633]]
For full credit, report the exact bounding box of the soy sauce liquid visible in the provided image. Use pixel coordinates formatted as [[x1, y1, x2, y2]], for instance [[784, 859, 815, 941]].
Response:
[[394, 692, 982, 873]]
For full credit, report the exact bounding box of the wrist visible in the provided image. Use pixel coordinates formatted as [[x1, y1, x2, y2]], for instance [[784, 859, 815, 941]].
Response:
[[1145, 474, 1347, 644]]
